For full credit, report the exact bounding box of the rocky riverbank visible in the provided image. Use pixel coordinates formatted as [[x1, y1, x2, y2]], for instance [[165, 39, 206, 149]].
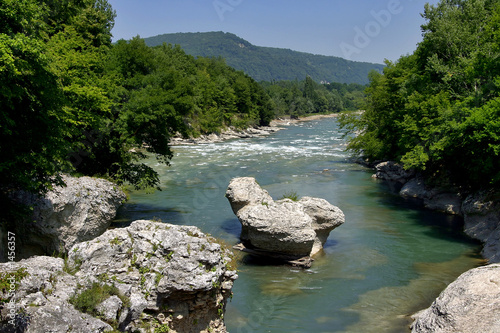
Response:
[[411, 264, 500, 333], [0, 176, 237, 333], [370, 161, 500, 332], [169, 126, 283, 145], [169, 113, 341, 145], [372, 161, 500, 263]]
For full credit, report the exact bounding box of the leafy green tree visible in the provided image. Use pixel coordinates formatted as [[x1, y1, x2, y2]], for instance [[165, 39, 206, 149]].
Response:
[[0, 0, 68, 195], [341, 0, 500, 189]]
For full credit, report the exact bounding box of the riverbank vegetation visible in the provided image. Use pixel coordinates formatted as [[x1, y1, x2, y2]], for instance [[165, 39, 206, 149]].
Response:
[[0, 0, 364, 226], [340, 0, 500, 190]]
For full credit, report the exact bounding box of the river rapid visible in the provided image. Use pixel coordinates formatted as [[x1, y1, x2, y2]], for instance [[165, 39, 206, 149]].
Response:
[[115, 117, 483, 333]]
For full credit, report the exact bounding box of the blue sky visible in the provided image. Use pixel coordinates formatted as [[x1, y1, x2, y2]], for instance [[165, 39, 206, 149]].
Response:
[[108, 0, 440, 64]]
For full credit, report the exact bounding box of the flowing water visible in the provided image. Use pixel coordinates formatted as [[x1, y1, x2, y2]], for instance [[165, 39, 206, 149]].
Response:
[[115, 117, 484, 333]]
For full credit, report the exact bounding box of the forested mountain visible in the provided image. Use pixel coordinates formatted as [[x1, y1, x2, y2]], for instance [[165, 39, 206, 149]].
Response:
[[143, 32, 384, 84], [341, 0, 500, 190]]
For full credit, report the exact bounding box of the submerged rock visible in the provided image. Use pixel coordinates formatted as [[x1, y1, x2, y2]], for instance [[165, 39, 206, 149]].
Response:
[[11, 175, 126, 258], [0, 220, 237, 333], [411, 264, 500, 333], [226, 177, 345, 266]]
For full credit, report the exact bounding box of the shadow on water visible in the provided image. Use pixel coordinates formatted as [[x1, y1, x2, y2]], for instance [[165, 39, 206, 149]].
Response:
[[370, 179, 482, 247], [112, 202, 189, 228], [220, 217, 242, 238]]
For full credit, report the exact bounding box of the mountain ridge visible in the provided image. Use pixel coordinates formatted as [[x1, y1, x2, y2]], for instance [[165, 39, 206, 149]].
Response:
[[143, 31, 384, 84]]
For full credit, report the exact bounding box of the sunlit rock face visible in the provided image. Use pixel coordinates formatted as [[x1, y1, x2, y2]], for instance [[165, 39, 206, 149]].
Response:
[[0, 220, 238, 333], [226, 177, 345, 262], [411, 264, 500, 333]]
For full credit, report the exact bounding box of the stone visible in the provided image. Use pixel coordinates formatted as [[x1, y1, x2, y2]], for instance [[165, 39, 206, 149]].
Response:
[[462, 190, 500, 263], [0, 256, 113, 333], [226, 177, 345, 263], [399, 177, 428, 199], [225, 177, 273, 215], [97, 295, 123, 323], [399, 177, 462, 215], [411, 264, 500, 333], [0, 220, 237, 333], [373, 161, 415, 183], [299, 196, 345, 254], [12, 175, 126, 257]]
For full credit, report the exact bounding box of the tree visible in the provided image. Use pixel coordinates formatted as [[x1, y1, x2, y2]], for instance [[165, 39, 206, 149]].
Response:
[[0, 0, 68, 194], [340, 0, 500, 189]]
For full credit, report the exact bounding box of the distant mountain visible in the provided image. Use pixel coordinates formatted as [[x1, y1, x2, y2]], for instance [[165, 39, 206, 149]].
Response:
[[143, 31, 384, 85]]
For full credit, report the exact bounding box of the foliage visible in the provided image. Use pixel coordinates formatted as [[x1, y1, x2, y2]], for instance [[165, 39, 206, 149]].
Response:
[[0, 0, 68, 195], [261, 78, 366, 117], [69, 281, 129, 318], [143, 31, 384, 84], [0, 0, 277, 223], [340, 0, 500, 189], [280, 190, 299, 202], [0, 267, 29, 296]]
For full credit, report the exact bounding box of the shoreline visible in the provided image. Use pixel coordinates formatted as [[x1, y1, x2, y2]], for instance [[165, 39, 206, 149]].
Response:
[[170, 112, 343, 145]]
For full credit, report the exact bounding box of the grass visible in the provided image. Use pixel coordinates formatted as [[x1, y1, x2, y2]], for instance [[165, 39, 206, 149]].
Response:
[[0, 267, 29, 301], [69, 281, 130, 318], [280, 190, 299, 201]]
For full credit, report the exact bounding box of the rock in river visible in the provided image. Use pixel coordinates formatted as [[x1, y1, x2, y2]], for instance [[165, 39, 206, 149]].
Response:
[[226, 177, 345, 266]]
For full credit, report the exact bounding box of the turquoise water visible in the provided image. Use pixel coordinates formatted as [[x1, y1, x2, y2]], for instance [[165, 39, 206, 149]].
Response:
[[115, 118, 483, 332]]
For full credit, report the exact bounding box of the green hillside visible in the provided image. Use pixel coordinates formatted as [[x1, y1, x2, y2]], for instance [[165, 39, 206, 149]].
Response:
[[143, 31, 384, 84]]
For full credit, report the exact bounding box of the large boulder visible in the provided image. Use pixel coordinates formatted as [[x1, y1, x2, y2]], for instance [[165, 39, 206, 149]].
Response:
[[12, 175, 126, 257], [462, 190, 500, 263], [226, 177, 345, 261], [411, 264, 500, 333], [0, 220, 237, 333]]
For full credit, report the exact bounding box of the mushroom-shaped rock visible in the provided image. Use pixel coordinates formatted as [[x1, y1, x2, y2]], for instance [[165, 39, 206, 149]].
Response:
[[226, 177, 345, 265]]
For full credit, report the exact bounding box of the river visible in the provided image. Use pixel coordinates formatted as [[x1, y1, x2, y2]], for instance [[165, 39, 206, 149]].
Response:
[[115, 117, 483, 333]]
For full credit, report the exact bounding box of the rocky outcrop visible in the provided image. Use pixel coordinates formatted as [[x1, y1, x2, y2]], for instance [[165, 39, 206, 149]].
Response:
[[411, 264, 500, 333], [170, 126, 282, 145], [462, 190, 500, 263], [0, 220, 237, 333], [12, 175, 126, 258], [226, 177, 344, 266], [373, 162, 463, 215], [373, 161, 416, 183]]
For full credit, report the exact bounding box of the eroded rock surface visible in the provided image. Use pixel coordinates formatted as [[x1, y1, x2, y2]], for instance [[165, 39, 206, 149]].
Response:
[[226, 177, 345, 262], [411, 264, 500, 333], [12, 175, 126, 257], [462, 190, 500, 263], [0, 220, 237, 333]]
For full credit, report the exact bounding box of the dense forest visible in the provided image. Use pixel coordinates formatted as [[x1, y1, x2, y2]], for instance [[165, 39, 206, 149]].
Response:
[[261, 78, 366, 117], [144, 32, 384, 84], [341, 0, 500, 190], [0, 0, 365, 226]]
